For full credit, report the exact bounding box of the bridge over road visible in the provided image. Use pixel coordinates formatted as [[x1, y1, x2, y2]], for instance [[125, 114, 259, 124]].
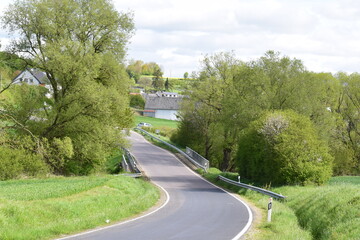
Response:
[[60, 131, 253, 240]]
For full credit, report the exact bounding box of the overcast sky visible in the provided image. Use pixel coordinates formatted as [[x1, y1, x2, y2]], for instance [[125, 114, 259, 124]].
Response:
[[1, 0, 360, 77]]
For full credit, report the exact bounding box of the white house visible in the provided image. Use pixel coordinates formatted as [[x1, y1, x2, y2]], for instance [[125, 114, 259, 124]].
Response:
[[143, 92, 183, 120], [12, 68, 53, 97]]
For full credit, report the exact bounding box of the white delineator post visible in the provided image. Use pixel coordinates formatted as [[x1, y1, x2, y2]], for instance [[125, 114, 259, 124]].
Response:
[[267, 197, 273, 222]]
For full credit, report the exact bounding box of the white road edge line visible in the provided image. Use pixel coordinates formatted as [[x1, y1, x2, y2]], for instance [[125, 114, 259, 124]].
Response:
[[147, 134, 254, 240], [55, 182, 170, 240]]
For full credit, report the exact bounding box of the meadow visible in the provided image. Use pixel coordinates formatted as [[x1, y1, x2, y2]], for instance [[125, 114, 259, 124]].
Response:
[[134, 115, 178, 129], [0, 175, 159, 240]]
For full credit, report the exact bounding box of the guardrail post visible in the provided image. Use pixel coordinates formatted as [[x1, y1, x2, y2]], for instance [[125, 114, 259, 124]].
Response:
[[267, 197, 273, 222], [238, 176, 241, 183]]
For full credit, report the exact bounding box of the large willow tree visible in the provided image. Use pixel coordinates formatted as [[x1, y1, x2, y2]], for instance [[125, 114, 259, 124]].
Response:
[[2, 0, 134, 174]]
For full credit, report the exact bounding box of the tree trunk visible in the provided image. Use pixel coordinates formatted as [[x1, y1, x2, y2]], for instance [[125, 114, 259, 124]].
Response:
[[204, 135, 212, 160], [221, 147, 232, 171]]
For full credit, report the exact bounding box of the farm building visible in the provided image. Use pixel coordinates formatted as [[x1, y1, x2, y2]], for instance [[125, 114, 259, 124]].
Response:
[[143, 92, 183, 120]]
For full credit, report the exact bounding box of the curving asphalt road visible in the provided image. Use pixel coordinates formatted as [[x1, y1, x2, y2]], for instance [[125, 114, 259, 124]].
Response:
[[60, 131, 252, 240]]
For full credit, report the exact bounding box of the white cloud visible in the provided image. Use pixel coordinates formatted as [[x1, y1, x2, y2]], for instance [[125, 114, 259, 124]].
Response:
[[1, 0, 360, 77]]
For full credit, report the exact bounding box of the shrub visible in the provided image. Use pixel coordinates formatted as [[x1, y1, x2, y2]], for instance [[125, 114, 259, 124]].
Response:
[[237, 110, 333, 185], [0, 146, 48, 180], [129, 94, 145, 109], [143, 126, 176, 138]]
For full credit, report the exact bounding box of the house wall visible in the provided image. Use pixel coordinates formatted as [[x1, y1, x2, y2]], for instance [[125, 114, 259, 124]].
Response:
[[143, 111, 155, 118], [13, 71, 41, 85], [155, 110, 178, 120]]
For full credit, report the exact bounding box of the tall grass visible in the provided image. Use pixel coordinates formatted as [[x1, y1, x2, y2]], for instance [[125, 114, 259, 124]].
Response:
[[0, 175, 159, 240], [277, 182, 360, 239]]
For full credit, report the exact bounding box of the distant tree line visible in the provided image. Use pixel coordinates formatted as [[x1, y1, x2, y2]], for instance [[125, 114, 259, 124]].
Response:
[[171, 51, 360, 185], [126, 60, 163, 83]]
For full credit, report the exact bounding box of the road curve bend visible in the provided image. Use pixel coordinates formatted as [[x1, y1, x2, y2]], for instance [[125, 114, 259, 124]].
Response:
[[60, 131, 252, 240]]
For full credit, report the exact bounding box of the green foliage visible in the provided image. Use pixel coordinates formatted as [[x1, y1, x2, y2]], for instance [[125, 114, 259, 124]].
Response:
[[175, 50, 357, 177], [152, 68, 164, 90], [142, 126, 176, 138], [0, 175, 159, 240], [42, 137, 74, 173], [0, 146, 48, 180], [2, 0, 135, 175], [1, 84, 49, 131], [237, 110, 333, 185], [130, 94, 145, 109], [0, 51, 32, 71], [126, 60, 162, 82], [335, 72, 360, 174], [105, 149, 122, 174]]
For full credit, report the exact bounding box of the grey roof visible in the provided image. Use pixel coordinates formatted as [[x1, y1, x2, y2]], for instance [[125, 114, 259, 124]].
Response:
[[144, 94, 183, 110], [29, 69, 50, 84], [12, 68, 50, 84]]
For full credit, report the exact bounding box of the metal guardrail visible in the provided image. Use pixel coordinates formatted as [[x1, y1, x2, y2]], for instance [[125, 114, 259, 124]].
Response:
[[218, 175, 286, 199], [123, 148, 141, 174], [186, 147, 209, 171], [135, 128, 209, 172], [121, 154, 130, 172]]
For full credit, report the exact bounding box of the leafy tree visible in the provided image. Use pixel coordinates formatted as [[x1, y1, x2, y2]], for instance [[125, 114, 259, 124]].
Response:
[[175, 52, 242, 170], [126, 60, 143, 82], [174, 51, 344, 175], [126, 60, 162, 80], [129, 94, 145, 109], [333, 72, 360, 174], [0, 145, 48, 180], [164, 78, 172, 91], [237, 110, 333, 185], [152, 67, 164, 90], [183, 72, 189, 79], [2, 0, 134, 174]]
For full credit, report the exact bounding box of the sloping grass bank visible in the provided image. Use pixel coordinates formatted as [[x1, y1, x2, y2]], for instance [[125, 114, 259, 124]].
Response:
[[200, 168, 360, 240], [277, 179, 360, 240], [0, 175, 159, 240]]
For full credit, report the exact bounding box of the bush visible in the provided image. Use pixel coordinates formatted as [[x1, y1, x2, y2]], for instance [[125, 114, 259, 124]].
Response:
[[143, 126, 176, 138], [129, 94, 145, 109], [0, 146, 48, 180], [237, 110, 333, 185]]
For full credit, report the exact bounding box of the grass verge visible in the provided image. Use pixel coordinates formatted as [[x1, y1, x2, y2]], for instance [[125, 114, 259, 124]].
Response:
[[0, 175, 159, 240], [134, 115, 178, 129]]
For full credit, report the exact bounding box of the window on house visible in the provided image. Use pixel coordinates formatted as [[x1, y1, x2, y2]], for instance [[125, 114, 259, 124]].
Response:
[[30, 79, 33, 83], [24, 78, 28, 83]]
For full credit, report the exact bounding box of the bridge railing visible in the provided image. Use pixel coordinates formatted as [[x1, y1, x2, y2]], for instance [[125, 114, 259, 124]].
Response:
[[122, 147, 141, 174], [135, 128, 209, 172]]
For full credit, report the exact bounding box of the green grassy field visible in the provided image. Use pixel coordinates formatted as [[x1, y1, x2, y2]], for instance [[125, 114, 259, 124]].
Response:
[[0, 175, 159, 240], [134, 115, 178, 129]]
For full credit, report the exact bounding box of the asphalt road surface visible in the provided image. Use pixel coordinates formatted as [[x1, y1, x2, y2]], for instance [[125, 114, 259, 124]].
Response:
[[60, 131, 252, 240]]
